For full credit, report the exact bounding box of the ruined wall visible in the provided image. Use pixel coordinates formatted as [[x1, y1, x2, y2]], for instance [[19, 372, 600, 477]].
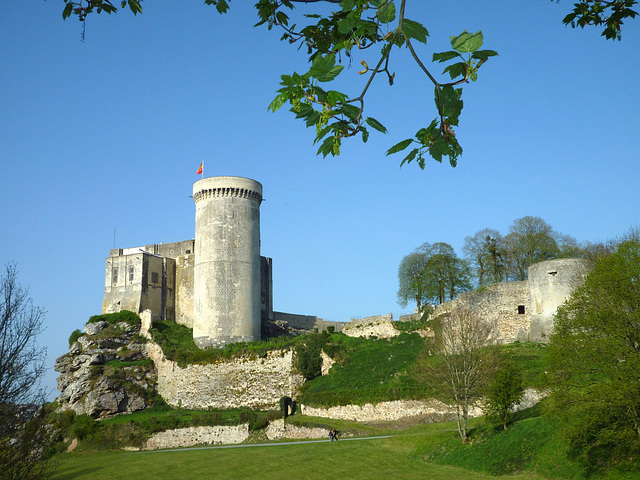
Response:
[[432, 281, 530, 343], [342, 314, 399, 339], [147, 342, 304, 410], [273, 311, 347, 333], [143, 425, 249, 450], [528, 258, 591, 342], [300, 399, 460, 423]]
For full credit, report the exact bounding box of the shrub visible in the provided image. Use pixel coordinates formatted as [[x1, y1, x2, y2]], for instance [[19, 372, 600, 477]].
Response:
[[68, 329, 83, 347], [296, 332, 327, 381], [69, 414, 97, 440], [87, 310, 140, 326]]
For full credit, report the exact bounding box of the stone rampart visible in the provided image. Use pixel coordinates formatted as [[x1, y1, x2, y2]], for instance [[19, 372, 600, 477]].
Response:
[[432, 281, 530, 343], [143, 424, 249, 450], [147, 342, 305, 410]]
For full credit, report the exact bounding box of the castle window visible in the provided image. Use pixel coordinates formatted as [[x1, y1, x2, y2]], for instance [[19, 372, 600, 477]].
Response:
[[112, 268, 118, 284], [518, 305, 525, 314], [151, 272, 159, 284], [548, 270, 558, 276], [129, 266, 134, 282]]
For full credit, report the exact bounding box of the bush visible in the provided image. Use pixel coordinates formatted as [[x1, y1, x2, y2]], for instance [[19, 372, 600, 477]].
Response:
[[69, 414, 97, 440], [68, 329, 83, 347], [87, 310, 140, 326], [296, 332, 327, 381]]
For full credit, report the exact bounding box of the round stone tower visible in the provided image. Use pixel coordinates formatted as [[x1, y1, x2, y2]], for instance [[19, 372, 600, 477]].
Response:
[[528, 258, 591, 343], [192, 176, 263, 348]]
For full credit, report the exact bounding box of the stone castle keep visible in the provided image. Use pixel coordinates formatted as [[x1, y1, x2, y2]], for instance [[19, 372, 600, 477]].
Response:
[[103, 177, 273, 348]]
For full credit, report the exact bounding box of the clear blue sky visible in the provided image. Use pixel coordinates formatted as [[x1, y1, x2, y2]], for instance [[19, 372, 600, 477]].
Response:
[[1, 1, 638, 398]]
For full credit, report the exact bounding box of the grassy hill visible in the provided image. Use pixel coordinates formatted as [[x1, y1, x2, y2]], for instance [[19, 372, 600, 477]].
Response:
[[51, 325, 639, 479]]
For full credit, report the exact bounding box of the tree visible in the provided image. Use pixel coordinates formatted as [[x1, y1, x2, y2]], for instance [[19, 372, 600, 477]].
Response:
[[548, 238, 640, 469], [397, 250, 430, 311], [421, 242, 471, 304], [57, 1, 637, 168], [504, 216, 559, 280], [463, 228, 506, 286], [398, 242, 471, 310], [0, 264, 56, 480], [416, 307, 497, 442], [483, 356, 523, 430]]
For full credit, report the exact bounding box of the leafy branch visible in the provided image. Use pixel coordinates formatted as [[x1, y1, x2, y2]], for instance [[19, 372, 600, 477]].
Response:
[[59, 0, 636, 168]]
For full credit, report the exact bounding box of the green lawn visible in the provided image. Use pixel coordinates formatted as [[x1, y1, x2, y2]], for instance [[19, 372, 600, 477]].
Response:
[[52, 435, 546, 480]]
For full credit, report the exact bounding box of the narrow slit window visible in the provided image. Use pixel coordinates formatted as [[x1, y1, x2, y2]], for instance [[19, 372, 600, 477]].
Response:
[[518, 305, 525, 314]]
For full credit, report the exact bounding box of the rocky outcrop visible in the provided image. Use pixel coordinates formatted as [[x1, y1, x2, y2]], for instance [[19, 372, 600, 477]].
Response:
[[55, 320, 156, 418]]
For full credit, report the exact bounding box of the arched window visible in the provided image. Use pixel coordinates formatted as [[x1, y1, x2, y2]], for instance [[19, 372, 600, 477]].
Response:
[[113, 268, 118, 284], [129, 266, 135, 282]]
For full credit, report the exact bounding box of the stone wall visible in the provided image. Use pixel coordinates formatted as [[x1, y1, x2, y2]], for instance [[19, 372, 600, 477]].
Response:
[[342, 314, 399, 339], [147, 343, 305, 410], [265, 419, 331, 440], [300, 399, 461, 422], [143, 424, 249, 450], [174, 253, 194, 328], [432, 281, 530, 343]]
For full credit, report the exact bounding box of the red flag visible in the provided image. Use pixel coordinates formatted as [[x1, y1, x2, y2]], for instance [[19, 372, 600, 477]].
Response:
[[196, 162, 203, 175]]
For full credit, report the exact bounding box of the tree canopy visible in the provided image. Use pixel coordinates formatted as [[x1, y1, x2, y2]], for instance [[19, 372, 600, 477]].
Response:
[[58, 0, 637, 168], [397, 242, 471, 310], [548, 238, 640, 469]]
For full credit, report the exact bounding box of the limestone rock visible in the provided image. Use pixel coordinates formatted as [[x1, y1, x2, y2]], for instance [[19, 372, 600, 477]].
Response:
[[56, 319, 156, 418], [84, 321, 109, 336]]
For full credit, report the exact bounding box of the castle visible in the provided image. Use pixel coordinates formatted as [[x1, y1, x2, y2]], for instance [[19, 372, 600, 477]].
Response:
[[102, 176, 343, 348], [102, 176, 591, 348]]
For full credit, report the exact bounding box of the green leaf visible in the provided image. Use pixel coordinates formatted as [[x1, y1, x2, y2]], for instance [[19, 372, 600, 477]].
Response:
[[400, 148, 419, 166], [402, 19, 429, 44], [450, 30, 484, 53], [309, 54, 345, 82], [339, 104, 360, 121], [317, 136, 335, 158], [327, 91, 347, 106], [433, 51, 460, 63], [365, 117, 388, 134], [268, 92, 288, 113], [377, 2, 396, 24], [386, 138, 413, 155], [128, 0, 143, 15], [443, 62, 467, 80], [438, 85, 463, 124], [340, 0, 357, 12], [62, 3, 73, 19], [471, 50, 498, 61]]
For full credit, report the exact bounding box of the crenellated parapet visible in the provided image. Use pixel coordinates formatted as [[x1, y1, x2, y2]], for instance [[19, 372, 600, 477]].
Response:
[[193, 186, 262, 204], [192, 177, 263, 205]]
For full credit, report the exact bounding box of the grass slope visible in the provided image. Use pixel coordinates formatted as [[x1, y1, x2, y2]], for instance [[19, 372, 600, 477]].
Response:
[[52, 435, 546, 480]]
